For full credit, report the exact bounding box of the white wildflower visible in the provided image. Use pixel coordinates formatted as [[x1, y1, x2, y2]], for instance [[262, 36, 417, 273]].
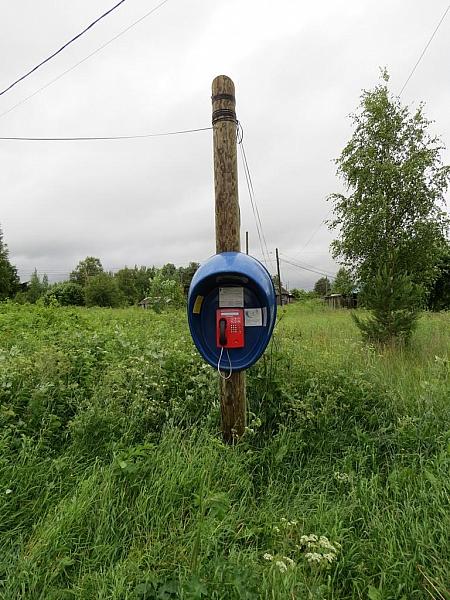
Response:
[[319, 536, 337, 552], [322, 553, 336, 563], [275, 560, 288, 573], [305, 552, 322, 564], [5, 489, 12, 495], [283, 556, 296, 567], [299, 534, 318, 545], [334, 471, 350, 482], [273, 526, 280, 532], [263, 553, 273, 561]]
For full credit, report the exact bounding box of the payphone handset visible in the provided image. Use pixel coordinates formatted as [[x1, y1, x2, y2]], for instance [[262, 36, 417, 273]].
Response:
[[216, 308, 245, 348]]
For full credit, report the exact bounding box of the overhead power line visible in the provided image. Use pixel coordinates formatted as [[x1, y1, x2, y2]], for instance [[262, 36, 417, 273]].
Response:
[[280, 252, 336, 278], [0, 126, 212, 142], [399, 3, 450, 95], [0, 0, 170, 120], [280, 256, 336, 280], [237, 122, 270, 267], [0, 0, 127, 97]]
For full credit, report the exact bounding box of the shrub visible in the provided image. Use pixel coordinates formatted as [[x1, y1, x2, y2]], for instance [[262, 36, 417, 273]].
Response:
[[44, 282, 85, 306], [353, 265, 421, 345]]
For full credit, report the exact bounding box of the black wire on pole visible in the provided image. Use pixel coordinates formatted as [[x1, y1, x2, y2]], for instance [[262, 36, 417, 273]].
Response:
[[399, 3, 450, 95], [0, 0, 127, 97], [0, 126, 212, 142], [0, 0, 171, 120]]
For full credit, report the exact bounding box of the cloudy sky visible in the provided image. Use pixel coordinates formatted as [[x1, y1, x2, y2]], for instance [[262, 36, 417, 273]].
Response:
[[1, 0, 449, 289]]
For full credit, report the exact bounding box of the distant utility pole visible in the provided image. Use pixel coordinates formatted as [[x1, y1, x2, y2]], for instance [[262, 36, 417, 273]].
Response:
[[276, 247, 283, 306], [245, 231, 249, 255], [212, 75, 246, 444]]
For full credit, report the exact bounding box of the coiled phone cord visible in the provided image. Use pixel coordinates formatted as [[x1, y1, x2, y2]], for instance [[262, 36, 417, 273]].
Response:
[[217, 346, 233, 380]]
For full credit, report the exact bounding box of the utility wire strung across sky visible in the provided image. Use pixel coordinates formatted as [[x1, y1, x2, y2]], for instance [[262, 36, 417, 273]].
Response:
[[399, 3, 450, 95], [280, 256, 336, 280], [0, 127, 212, 141], [0, 0, 170, 120], [0, 0, 127, 97], [237, 122, 271, 267], [280, 252, 336, 278]]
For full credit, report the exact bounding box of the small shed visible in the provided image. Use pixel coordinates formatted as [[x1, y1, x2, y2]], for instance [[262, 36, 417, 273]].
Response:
[[324, 293, 358, 309], [276, 286, 294, 306], [138, 297, 152, 309]]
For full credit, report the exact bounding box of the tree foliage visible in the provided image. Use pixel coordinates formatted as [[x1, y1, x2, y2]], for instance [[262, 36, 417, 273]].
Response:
[[26, 269, 49, 303], [331, 267, 354, 296], [85, 273, 123, 308], [44, 282, 85, 306], [329, 71, 450, 342], [70, 257, 104, 287], [314, 277, 330, 296], [329, 71, 449, 292], [115, 266, 156, 305], [0, 225, 20, 300], [145, 272, 184, 312], [178, 262, 200, 293], [427, 243, 450, 311]]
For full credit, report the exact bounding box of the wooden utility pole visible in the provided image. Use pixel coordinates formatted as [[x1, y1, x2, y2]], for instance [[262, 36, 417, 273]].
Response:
[[212, 75, 246, 444], [245, 231, 249, 255], [276, 247, 283, 306]]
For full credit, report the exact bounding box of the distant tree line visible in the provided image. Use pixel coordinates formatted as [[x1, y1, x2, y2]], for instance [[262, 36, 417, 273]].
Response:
[[0, 233, 200, 309]]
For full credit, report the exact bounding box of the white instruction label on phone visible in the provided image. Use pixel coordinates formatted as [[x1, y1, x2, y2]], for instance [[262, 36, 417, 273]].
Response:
[[219, 287, 244, 307], [244, 308, 262, 326]]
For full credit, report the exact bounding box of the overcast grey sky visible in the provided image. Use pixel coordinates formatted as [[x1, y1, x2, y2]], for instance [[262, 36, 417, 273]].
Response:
[[1, 0, 449, 289]]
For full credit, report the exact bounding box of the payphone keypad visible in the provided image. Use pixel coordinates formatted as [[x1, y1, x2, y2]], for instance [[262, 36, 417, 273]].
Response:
[[216, 309, 245, 348]]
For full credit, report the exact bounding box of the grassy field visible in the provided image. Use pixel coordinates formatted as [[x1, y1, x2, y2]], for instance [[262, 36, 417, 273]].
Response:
[[0, 301, 449, 599]]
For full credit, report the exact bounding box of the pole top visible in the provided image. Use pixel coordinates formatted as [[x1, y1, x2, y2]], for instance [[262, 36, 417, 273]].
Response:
[[212, 76, 236, 125], [212, 75, 235, 97]]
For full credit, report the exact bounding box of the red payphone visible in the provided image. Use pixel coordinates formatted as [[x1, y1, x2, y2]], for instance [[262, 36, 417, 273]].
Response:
[[216, 309, 245, 348]]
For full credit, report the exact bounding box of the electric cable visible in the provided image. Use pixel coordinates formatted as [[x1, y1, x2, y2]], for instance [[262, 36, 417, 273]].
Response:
[[0, 0, 127, 97], [240, 140, 270, 262], [295, 208, 332, 256], [0, 0, 170, 120], [280, 257, 336, 279], [399, 3, 450, 95], [237, 122, 270, 266], [0, 126, 212, 142], [239, 142, 267, 266], [279, 251, 336, 278]]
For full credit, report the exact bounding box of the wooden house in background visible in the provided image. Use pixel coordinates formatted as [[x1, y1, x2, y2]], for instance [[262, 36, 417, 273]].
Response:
[[324, 293, 358, 309], [276, 286, 294, 306]]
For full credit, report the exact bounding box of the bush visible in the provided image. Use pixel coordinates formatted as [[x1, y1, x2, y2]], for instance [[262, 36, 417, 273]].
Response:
[[85, 273, 123, 307], [145, 273, 185, 312], [354, 265, 421, 345], [44, 282, 85, 306]]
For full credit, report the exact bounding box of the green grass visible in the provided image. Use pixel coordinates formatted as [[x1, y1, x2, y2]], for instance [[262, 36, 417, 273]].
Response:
[[0, 301, 449, 599]]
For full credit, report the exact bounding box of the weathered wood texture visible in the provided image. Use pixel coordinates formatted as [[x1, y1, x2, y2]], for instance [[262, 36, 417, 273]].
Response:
[[212, 76, 240, 254], [219, 372, 246, 444], [212, 75, 246, 443]]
